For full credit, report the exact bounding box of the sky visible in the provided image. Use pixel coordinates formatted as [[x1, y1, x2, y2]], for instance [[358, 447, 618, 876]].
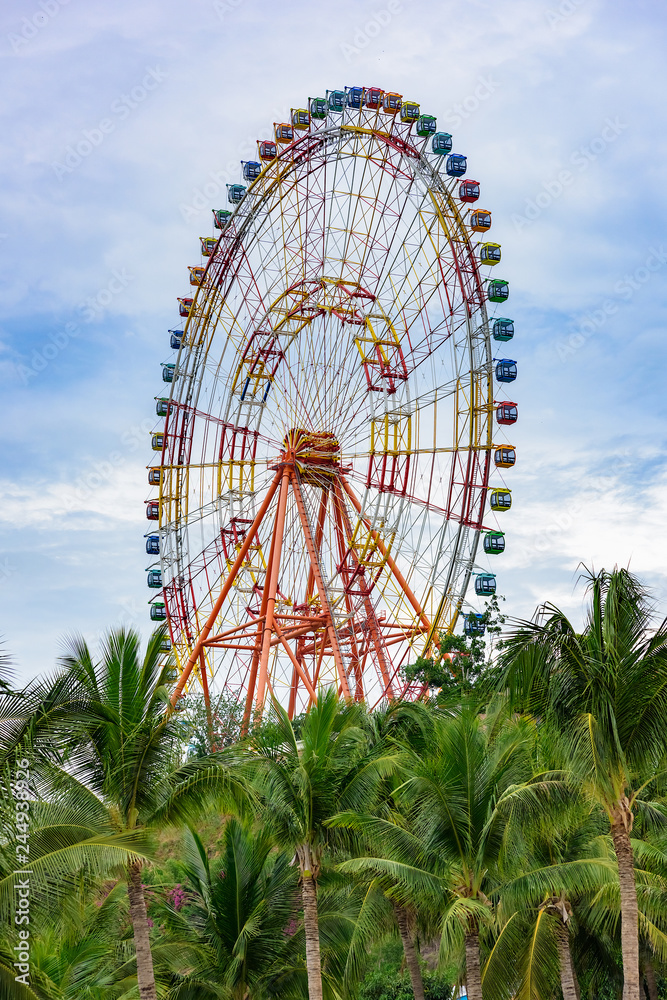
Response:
[[1, 0, 666, 683]]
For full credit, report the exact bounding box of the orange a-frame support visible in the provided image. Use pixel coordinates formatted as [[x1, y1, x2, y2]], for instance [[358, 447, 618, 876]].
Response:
[[170, 436, 432, 721]]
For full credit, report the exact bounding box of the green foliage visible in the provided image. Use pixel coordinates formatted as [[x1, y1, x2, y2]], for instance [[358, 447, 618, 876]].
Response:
[[358, 968, 453, 1000]]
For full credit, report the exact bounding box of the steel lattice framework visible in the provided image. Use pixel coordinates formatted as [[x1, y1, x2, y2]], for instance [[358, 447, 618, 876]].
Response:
[[147, 93, 515, 722]]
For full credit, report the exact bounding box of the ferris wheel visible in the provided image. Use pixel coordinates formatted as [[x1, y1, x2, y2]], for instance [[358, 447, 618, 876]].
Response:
[[144, 86, 517, 720]]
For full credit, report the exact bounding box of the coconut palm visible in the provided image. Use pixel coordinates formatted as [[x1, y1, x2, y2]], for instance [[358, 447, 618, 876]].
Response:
[[500, 567, 667, 1000], [484, 799, 616, 1000], [339, 701, 566, 1000], [1, 627, 247, 1000], [237, 689, 395, 1000], [153, 818, 299, 999]]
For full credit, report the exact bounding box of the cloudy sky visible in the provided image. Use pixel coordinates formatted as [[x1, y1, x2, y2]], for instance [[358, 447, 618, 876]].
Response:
[[1, 0, 666, 682]]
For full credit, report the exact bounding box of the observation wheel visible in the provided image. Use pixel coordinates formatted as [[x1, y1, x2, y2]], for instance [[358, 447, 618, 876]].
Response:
[[145, 86, 518, 720]]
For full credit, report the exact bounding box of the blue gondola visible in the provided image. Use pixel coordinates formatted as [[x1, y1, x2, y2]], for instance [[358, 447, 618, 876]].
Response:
[[346, 86, 364, 108], [446, 154, 467, 177], [464, 613, 486, 636], [242, 161, 261, 181], [169, 329, 184, 350], [495, 359, 517, 383], [146, 535, 160, 555]]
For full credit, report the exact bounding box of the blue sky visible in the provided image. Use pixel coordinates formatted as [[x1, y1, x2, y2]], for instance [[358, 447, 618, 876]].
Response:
[[1, 0, 666, 682]]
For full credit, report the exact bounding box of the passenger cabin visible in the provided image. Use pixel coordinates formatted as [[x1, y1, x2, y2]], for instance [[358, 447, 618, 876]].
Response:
[[213, 209, 232, 229], [494, 447, 516, 469], [487, 279, 509, 303], [416, 114, 437, 136], [274, 122, 294, 143], [291, 108, 310, 129], [227, 184, 246, 203], [489, 488, 512, 512], [146, 534, 160, 555], [150, 602, 167, 621], [495, 359, 517, 383], [327, 90, 346, 112], [165, 667, 178, 680], [200, 237, 217, 256], [432, 132, 453, 154], [400, 100, 420, 123], [162, 363, 175, 383], [178, 297, 192, 317], [309, 97, 328, 119], [146, 501, 160, 520], [147, 569, 162, 588], [365, 87, 384, 108], [169, 329, 184, 349], [496, 402, 518, 425], [151, 433, 164, 451], [189, 266, 206, 285], [446, 154, 467, 177], [160, 638, 172, 652], [155, 398, 172, 417], [383, 92, 402, 113], [459, 180, 480, 203], [484, 531, 506, 555], [475, 573, 497, 596], [258, 140, 277, 160], [464, 613, 486, 636], [242, 161, 261, 181], [480, 243, 501, 266], [470, 210, 492, 232], [346, 86, 364, 108], [148, 467, 162, 485], [492, 318, 514, 342]]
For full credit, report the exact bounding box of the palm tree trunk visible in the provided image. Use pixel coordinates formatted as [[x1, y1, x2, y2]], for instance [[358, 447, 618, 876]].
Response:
[[301, 871, 323, 1000], [644, 955, 659, 1000], [611, 814, 640, 1000], [465, 928, 483, 1000], [556, 921, 580, 1000], [394, 903, 426, 1000], [127, 859, 158, 1000]]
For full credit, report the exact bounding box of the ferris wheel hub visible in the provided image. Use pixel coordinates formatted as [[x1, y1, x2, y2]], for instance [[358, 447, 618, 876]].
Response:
[[282, 428, 341, 468]]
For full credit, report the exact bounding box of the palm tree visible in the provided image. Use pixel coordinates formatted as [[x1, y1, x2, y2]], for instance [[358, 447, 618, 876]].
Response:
[[332, 700, 442, 1000], [484, 800, 616, 1000], [500, 567, 667, 1000], [237, 689, 394, 1000], [1, 627, 247, 1000], [340, 701, 565, 1000], [154, 818, 299, 999]]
